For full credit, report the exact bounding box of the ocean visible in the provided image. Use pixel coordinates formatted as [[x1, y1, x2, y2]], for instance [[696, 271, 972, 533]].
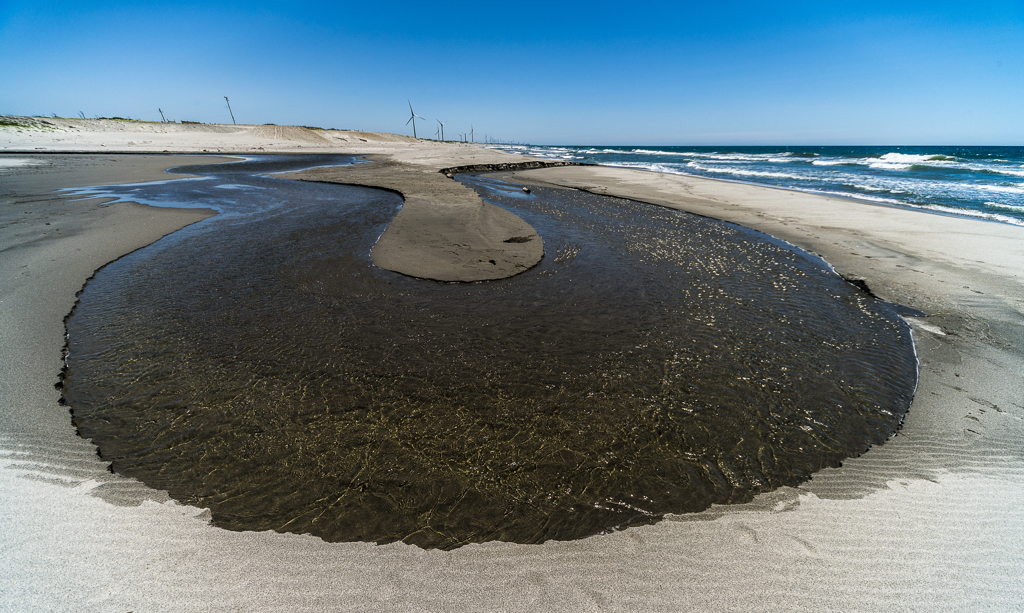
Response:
[[486, 145, 1024, 226]]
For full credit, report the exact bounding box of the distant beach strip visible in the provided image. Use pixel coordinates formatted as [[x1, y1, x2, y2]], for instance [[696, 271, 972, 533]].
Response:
[[490, 145, 1024, 226]]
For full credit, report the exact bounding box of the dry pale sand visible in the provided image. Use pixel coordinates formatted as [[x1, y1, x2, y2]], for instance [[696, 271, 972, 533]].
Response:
[[0, 115, 524, 162], [2, 119, 1024, 612]]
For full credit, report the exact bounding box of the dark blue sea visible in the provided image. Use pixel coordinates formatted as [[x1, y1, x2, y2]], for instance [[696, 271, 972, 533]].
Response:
[[486, 145, 1024, 226]]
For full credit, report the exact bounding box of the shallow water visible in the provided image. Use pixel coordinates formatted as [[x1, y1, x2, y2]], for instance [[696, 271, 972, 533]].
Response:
[[63, 156, 918, 549]]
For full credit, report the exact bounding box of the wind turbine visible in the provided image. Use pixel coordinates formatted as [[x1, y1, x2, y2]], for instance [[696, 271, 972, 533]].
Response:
[[406, 100, 424, 139], [224, 96, 236, 125], [436, 119, 447, 141], [470, 125, 474, 143]]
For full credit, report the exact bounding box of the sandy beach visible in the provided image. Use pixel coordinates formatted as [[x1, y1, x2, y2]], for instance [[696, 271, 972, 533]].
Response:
[[2, 119, 1024, 611]]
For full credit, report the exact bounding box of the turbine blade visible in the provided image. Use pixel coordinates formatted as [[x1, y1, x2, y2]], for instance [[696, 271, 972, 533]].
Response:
[[406, 117, 413, 125]]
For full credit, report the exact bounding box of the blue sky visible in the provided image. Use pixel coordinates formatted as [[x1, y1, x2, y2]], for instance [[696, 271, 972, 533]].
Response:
[[2, 1, 1022, 145]]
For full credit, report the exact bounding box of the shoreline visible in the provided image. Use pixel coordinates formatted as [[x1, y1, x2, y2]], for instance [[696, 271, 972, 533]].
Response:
[[492, 164, 1024, 313], [486, 143, 1024, 228], [592, 162, 1024, 227], [2, 126, 1024, 611]]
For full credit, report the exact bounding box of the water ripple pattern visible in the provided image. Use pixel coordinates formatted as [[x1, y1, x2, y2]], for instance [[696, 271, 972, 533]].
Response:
[[62, 156, 918, 550]]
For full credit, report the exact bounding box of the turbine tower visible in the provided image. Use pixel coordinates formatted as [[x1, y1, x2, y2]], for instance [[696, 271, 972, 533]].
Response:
[[224, 96, 236, 125], [406, 100, 424, 139], [436, 119, 447, 141]]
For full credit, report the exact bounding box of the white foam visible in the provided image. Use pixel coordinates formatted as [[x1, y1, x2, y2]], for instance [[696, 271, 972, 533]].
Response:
[[799, 189, 1024, 225], [812, 158, 858, 166], [700, 152, 779, 163], [812, 189, 907, 206], [912, 203, 1024, 226], [986, 201, 1024, 212], [844, 183, 901, 193], [990, 167, 1024, 178], [630, 150, 782, 164], [878, 153, 950, 165], [867, 160, 915, 171], [606, 161, 685, 175], [808, 153, 957, 172], [975, 184, 1024, 194], [631, 149, 683, 156], [687, 163, 810, 182]]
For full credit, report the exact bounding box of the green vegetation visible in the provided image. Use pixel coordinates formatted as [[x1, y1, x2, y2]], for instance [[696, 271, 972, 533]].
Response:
[[92, 116, 162, 123], [0, 117, 56, 131]]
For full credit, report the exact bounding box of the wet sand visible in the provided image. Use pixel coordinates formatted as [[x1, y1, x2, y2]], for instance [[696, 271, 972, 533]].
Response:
[[0, 155, 225, 438], [280, 156, 545, 282], [2, 122, 1024, 611]]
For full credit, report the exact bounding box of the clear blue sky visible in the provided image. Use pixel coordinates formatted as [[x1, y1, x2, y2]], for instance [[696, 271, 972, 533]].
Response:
[[2, 1, 1022, 145]]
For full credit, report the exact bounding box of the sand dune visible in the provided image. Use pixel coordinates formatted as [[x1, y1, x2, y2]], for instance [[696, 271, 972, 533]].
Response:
[[2, 115, 485, 156]]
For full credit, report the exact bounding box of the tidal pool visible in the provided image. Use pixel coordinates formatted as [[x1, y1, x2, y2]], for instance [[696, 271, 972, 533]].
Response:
[[63, 156, 917, 549]]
